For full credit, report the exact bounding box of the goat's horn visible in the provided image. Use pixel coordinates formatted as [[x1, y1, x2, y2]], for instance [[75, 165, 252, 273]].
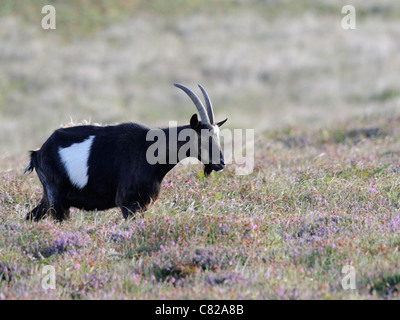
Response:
[[198, 84, 215, 124], [174, 83, 210, 123]]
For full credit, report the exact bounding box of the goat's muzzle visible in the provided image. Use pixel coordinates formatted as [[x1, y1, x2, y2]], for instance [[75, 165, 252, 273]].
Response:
[[204, 160, 225, 176], [213, 159, 225, 172]]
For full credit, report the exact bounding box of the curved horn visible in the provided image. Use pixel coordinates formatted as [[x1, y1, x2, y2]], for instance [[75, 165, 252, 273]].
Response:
[[174, 83, 210, 123], [198, 84, 215, 124]]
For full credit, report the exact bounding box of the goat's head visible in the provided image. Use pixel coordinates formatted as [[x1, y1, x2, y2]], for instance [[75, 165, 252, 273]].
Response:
[[174, 83, 228, 176]]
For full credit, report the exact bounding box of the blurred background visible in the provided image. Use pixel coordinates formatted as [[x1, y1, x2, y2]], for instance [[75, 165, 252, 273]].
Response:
[[1, 0, 400, 160]]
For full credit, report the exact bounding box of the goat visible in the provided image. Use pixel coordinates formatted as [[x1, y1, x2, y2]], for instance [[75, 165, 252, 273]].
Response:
[[24, 83, 228, 222]]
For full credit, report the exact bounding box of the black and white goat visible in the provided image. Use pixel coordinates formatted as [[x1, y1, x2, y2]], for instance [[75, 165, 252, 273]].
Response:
[[24, 83, 227, 222]]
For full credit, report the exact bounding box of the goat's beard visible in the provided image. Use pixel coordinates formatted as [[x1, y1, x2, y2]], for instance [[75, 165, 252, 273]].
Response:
[[203, 164, 213, 177]]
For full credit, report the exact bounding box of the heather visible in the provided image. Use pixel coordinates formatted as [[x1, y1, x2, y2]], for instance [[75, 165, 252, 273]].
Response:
[[1, 0, 400, 299], [2, 117, 400, 299]]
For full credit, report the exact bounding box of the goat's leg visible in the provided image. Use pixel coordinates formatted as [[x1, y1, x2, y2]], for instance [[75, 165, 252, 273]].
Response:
[[49, 203, 70, 223], [26, 197, 69, 222], [116, 184, 142, 220], [116, 193, 140, 219], [35, 169, 70, 222], [46, 190, 70, 222], [26, 198, 49, 221], [119, 202, 140, 220]]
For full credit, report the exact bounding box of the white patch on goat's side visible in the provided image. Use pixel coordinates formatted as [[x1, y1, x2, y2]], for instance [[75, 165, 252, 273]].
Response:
[[58, 135, 95, 189]]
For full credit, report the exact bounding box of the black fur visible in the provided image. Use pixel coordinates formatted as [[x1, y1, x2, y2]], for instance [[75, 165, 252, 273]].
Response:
[[25, 116, 227, 222]]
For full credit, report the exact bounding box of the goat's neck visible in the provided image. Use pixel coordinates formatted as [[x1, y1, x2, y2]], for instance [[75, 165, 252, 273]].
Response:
[[154, 125, 195, 180]]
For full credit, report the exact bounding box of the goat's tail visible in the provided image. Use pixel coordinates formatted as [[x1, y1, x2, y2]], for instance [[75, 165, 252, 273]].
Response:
[[24, 150, 38, 174]]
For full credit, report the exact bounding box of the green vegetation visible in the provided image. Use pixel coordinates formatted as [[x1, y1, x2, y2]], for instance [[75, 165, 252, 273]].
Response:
[[1, 0, 400, 299], [1, 115, 400, 299]]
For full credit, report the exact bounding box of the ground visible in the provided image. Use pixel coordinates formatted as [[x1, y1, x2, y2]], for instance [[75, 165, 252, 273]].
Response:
[[0, 0, 400, 299], [1, 116, 400, 299]]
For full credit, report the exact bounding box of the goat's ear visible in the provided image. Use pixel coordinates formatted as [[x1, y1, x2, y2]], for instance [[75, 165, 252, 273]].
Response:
[[190, 114, 200, 130], [217, 118, 228, 127]]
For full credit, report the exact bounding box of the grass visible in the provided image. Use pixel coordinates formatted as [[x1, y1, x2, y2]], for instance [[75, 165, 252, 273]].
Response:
[[2, 0, 400, 156], [1, 0, 400, 299], [1, 114, 400, 299]]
